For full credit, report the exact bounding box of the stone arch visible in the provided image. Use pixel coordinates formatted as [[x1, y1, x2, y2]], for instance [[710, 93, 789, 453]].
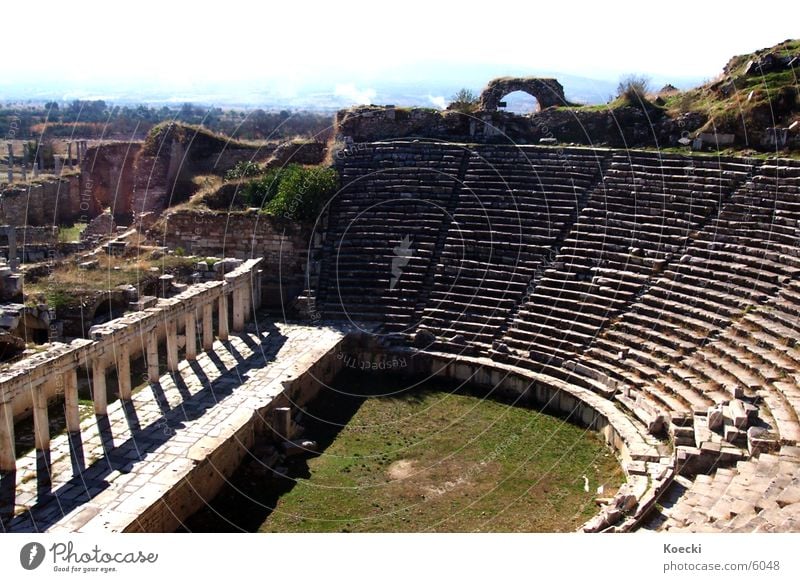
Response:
[[91, 296, 128, 326], [13, 313, 50, 344], [479, 77, 567, 112]]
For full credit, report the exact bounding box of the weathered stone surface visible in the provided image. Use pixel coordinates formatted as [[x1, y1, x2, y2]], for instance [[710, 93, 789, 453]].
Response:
[[4, 319, 346, 533], [413, 329, 436, 348], [478, 77, 568, 111]]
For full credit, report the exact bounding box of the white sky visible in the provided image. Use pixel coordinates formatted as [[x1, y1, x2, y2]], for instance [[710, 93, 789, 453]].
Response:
[[2, 0, 798, 89]]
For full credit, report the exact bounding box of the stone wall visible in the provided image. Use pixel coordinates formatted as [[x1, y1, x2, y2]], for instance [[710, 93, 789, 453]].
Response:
[[0, 226, 59, 264], [82, 132, 277, 224], [0, 175, 82, 226], [14, 226, 58, 245], [267, 140, 326, 168], [123, 332, 344, 532], [80, 142, 140, 223], [154, 209, 310, 307], [336, 105, 708, 149]]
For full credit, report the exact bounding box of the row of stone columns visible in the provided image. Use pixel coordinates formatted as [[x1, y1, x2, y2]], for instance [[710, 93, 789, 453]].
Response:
[[3, 140, 89, 183], [0, 277, 258, 518]]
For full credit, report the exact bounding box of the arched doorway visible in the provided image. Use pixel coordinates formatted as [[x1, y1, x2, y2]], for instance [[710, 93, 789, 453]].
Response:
[[479, 77, 568, 111], [92, 297, 128, 326], [497, 90, 541, 115]]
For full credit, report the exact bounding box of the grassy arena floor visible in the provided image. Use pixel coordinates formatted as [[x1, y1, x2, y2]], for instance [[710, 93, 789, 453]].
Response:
[[181, 371, 624, 532]]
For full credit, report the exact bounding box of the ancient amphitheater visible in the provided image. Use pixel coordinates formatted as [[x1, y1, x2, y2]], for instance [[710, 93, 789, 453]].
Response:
[[2, 82, 800, 534]]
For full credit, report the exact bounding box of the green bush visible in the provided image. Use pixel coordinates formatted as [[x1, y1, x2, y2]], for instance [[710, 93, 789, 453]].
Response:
[[449, 88, 479, 113], [239, 169, 283, 207], [224, 160, 262, 181], [264, 165, 338, 221], [230, 164, 337, 220], [45, 289, 72, 310]]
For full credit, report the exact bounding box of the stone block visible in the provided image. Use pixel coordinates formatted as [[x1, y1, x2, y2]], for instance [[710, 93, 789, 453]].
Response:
[[708, 404, 725, 431], [727, 400, 749, 429]]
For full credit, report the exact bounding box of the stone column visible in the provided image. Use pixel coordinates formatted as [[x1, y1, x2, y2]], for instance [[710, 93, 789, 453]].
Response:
[[243, 277, 252, 323], [64, 368, 80, 433], [21, 144, 27, 181], [0, 394, 15, 518], [185, 310, 197, 360], [253, 269, 263, 310], [166, 319, 179, 372], [67, 142, 73, 169], [54, 155, 62, 176], [202, 302, 214, 351], [0, 397, 15, 472], [146, 331, 160, 383], [92, 360, 107, 416], [232, 285, 245, 332], [218, 293, 229, 341], [33, 385, 50, 453], [76, 140, 82, 165], [6, 143, 13, 183], [33, 384, 52, 490], [274, 407, 291, 439], [117, 345, 132, 401], [6, 226, 17, 272]]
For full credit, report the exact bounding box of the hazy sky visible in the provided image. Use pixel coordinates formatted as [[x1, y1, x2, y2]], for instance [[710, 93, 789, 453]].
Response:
[[2, 0, 797, 99]]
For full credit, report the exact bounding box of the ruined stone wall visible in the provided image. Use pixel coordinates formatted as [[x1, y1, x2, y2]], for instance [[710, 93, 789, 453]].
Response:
[[0, 175, 82, 226], [83, 136, 278, 224], [81, 142, 140, 223], [15, 226, 58, 245], [336, 105, 707, 148], [478, 77, 567, 110], [155, 209, 310, 307]]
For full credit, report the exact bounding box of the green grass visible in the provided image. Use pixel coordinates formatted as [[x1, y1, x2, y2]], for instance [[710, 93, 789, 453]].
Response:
[[57, 223, 87, 243], [182, 372, 623, 533]]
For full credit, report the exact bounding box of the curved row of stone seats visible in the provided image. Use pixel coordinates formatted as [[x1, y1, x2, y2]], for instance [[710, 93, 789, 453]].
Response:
[[578, 161, 800, 426], [647, 446, 800, 532], [320, 142, 468, 329], [416, 146, 608, 351], [499, 152, 755, 365], [686, 282, 800, 446]]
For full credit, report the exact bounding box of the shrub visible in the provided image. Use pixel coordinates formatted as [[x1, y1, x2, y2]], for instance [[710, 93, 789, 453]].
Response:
[[45, 289, 72, 311], [264, 165, 338, 221], [224, 160, 262, 182], [240, 168, 284, 208], [449, 88, 479, 113], [617, 75, 651, 106]]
